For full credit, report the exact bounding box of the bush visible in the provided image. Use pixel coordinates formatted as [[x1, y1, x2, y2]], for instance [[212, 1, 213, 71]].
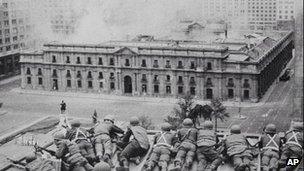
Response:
[[138, 115, 155, 130]]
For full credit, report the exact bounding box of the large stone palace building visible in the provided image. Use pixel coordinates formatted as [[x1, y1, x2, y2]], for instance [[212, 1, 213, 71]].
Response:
[[20, 31, 294, 102]]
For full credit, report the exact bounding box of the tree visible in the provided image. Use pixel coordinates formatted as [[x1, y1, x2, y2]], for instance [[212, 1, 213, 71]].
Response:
[[188, 104, 213, 126], [138, 115, 155, 130], [164, 93, 194, 129], [210, 98, 230, 132]]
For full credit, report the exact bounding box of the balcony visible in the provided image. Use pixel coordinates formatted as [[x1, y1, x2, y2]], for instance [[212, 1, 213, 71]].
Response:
[[153, 79, 159, 84], [177, 65, 184, 69], [141, 63, 147, 67], [165, 65, 171, 68], [243, 83, 250, 88], [153, 64, 159, 68], [189, 80, 196, 85], [227, 82, 235, 87], [141, 78, 147, 83], [177, 80, 184, 85]]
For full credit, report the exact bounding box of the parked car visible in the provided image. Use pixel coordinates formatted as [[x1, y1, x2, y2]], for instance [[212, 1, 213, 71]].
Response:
[[279, 68, 291, 81]]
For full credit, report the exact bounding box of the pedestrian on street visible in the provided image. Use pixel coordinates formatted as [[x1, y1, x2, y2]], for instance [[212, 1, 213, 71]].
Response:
[[60, 100, 66, 114]]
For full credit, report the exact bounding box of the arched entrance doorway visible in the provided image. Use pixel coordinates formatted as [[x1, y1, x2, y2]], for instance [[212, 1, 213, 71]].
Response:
[[124, 75, 132, 93]]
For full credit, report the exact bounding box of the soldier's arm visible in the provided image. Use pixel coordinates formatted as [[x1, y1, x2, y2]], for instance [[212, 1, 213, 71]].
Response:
[[111, 125, 125, 134], [122, 128, 132, 143], [171, 132, 179, 146], [55, 142, 66, 158]]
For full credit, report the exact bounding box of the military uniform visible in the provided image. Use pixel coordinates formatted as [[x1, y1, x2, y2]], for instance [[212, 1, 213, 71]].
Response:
[[119, 116, 150, 169], [25, 156, 56, 171], [66, 121, 96, 164], [53, 132, 93, 171], [279, 123, 303, 171], [259, 124, 281, 171], [173, 118, 198, 170], [93, 115, 124, 164], [224, 125, 252, 171], [145, 123, 177, 171], [196, 121, 221, 171]]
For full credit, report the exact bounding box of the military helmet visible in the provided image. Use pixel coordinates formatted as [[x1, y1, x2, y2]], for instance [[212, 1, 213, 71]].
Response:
[[182, 118, 193, 127], [25, 153, 37, 163], [264, 124, 276, 134], [230, 124, 241, 134], [93, 161, 111, 171], [292, 122, 303, 131], [70, 119, 81, 128], [161, 123, 171, 131], [53, 130, 66, 140], [203, 121, 213, 129], [130, 116, 140, 126], [104, 115, 115, 123]]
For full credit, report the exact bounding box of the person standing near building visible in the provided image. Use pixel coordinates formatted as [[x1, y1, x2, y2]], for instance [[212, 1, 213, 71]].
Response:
[[60, 100, 66, 114], [59, 100, 69, 128]]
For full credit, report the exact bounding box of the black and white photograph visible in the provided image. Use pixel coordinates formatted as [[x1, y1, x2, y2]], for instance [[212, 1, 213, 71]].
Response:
[[0, 0, 303, 170]]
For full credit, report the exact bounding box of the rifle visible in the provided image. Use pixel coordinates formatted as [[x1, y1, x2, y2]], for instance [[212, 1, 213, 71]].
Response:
[[34, 144, 57, 156], [6, 157, 26, 167]]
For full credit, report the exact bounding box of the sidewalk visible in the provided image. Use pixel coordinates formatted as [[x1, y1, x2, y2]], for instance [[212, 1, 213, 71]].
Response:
[[0, 75, 20, 86], [12, 88, 265, 108]]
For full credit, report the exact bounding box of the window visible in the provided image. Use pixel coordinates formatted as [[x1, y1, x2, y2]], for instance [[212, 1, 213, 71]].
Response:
[[244, 90, 250, 99], [206, 78, 212, 86], [154, 85, 159, 93], [98, 72, 103, 79], [77, 80, 82, 88], [142, 74, 147, 82], [178, 76, 183, 84], [88, 81, 93, 88], [178, 86, 183, 94], [142, 84, 147, 93], [27, 77, 31, 84], [207, 62, 212, 70], [12, 19, 17, 25], [153, 60, 159, 68], [166, 75, 170, 82], [87, 57, 92, 64], [99, 82, 103, 88], [166, 86, 171, 94], [206, 89, 213, 99], [141, 59, 146, 67], [153, 75, 158, 82], [66, 70, 71, 78], [38, 68, 42, 75], [228, 89, 234, 98], [177, 61, 183, 69], [110, 82, 115, 90], [66, 56, 70, 63], [52, 69, 57, 77], [26, 68, 31, 75], [125, 59, 130, 66], [165, 60, 171, 68], [110, 72, 115, 79], [98, 58, 103, 65], [110, 58, 114, 65], [190, 61, 196, 69], [76, 57, 81, 64], [227, 78, 234, 87], [87, 71, 92, 79], [52, 55, 56, 63], [67, 80, 71, 87], [190, 77, 195, 84], [190, 87, 196, 95], [38, 77, 43, 85], [243, 79, 250, 88], [77, 71, 81, 78]]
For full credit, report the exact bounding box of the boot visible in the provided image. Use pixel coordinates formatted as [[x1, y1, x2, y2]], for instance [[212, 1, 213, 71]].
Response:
[[159, 161, 168, 171], [103, 154, 114, 168], [169, 161, 182, 171]]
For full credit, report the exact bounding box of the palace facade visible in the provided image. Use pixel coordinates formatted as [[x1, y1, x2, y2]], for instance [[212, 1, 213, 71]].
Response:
[[20, 31, 294, 102]]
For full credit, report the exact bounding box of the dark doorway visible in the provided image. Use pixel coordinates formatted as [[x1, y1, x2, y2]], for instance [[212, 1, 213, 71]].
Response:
[[53, 79, 58, 90], [124, 75, 132, 93], [244, 90, 250, 99], [228, 89, 234, 99], [206, 88, 213, 99]]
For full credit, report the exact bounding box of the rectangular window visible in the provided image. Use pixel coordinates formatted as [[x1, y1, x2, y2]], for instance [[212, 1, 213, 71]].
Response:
[[110, 58, 114, 65], [87, 57, 92, 64], [66, 56, 70, 63], [190, 61, 196, 69], [206, 89, 213, 99], [38, 77, 43, 85], [153, 60, 159, 68], [98, 72, 103, 79], [178, 76, 183, 84], [190, 87, 196, 95], [166, 86, 171, 94], [77, 80, 82, 88], [244, 90, 250, 99], [76, 57, 81, 64], [178, 86, 183, 94], [142, 74, 147, 82], [110, 82, 115, 90], [125, 59, 130, 66], [207, 62, 212, 70], [99, 82, 103, 88], [166, 75, 170, 82], [88, 81, 93, 88], [141, 59, 146, 67], [165, 60, 171, 68], [98, 58, 103, 65], [52, 55, 56, 63], [228, 89, 234, 98], [67, 80, 71, 87], [154, 85, 159, 93], [190, 77, 195, 84], [142, 84, 147, 93], [27, 77, 31, 84], [177, 61, 183, 69]]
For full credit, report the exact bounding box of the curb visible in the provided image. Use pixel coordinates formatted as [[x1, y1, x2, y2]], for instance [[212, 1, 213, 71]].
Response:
[[0, 115, 53, 145]]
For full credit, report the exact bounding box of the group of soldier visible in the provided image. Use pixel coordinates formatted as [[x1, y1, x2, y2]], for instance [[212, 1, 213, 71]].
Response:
[[22, 114, 303, 171]]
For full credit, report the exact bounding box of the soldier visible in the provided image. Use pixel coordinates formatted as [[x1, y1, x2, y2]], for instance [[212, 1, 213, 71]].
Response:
[[171, 118, 198, 171], [196, 121, 221, 171], [93, 161, 111, 171], [279, 122, 303, 171], [118, 116, 150, 170], [144, 122, 178, 171], [259, 124, 282, 171], [223, 124, 253, 171], [66, 120, 96, 165], [93, 115, 124, 167], [53, 131, 93, 171]]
